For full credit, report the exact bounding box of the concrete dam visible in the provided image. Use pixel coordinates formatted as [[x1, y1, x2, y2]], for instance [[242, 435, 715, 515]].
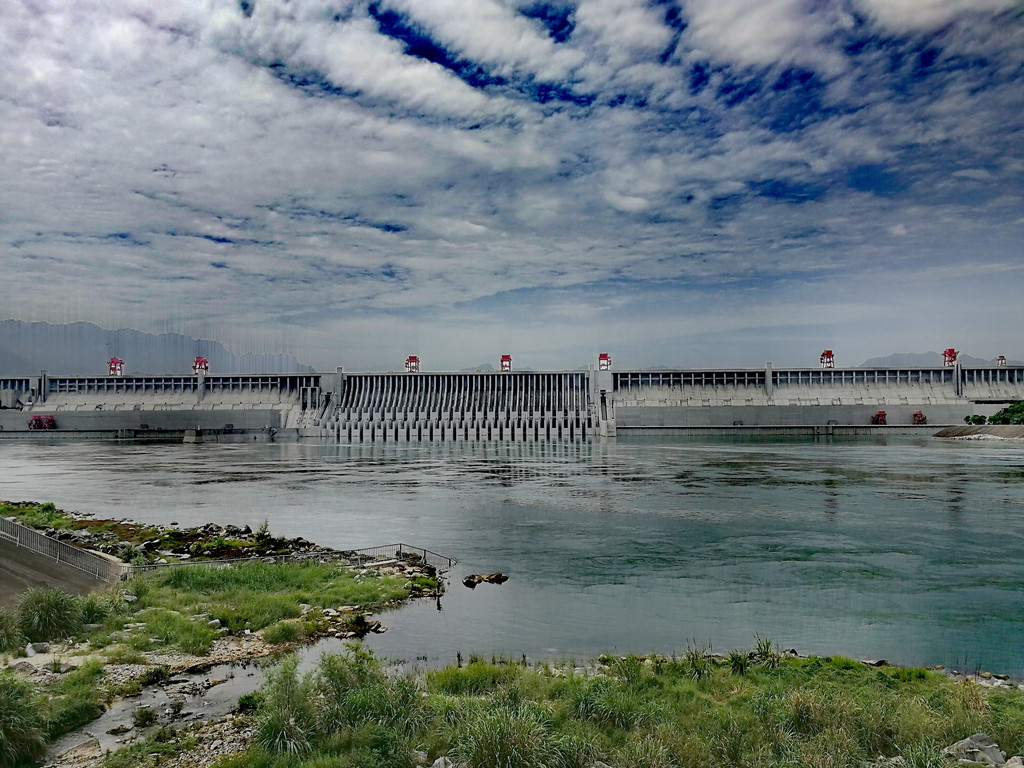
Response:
[[1, 361, 1022, 441]]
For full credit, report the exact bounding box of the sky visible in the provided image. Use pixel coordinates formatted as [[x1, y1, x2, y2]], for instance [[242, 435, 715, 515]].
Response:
[[1, 0, 1022, 372]]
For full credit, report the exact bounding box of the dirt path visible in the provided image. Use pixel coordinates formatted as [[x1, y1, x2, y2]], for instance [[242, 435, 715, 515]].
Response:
[[0, 538, 107, 606]]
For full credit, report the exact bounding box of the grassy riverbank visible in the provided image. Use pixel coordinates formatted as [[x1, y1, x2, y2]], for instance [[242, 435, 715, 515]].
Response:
[[0, 501, 445, 768], [107, 642, 1024, 768]]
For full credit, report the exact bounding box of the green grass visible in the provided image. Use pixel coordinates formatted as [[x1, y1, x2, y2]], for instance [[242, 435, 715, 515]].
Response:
[[0, 501, 74, 530], [0, 607, 23, 654], [217, 642, 1024, 768], [39, 659, 107, 741], [127, 560, 410, 637], [0, 672, 46, 768]]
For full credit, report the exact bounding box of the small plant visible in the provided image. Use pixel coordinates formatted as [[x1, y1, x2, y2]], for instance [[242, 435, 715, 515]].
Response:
[[236, 691, 263, 713], [682, 643, 714, 681], [728, 649, 750, 676], [16, 587, 82, 642], [752, 634, 783, 669], [255, 519, 270, 541], [153, 725, 177, 743], [261, 619, 310, 645], [132, 705, 158, 728]]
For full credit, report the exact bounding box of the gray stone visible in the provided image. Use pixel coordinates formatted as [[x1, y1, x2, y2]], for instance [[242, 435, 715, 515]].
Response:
[[411, 750, 428, 765], [26, 642, 50, 655], [943, 734, 1006, 766], [207, 619, 222, 628], [83, 623, 102, 631], [431, 757, 454, 768], [1004, 758, 1023, 768], [9, 661, 37, 676]]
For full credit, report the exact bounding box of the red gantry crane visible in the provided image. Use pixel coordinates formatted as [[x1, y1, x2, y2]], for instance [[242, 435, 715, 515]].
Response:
[[108, 357, 124, 375], [500, 354, 512, 372], [192, 356, 209, 374], [943, 348, 958, 367], [404, 355, 420, 373], [598, 353, 612, 371], [996, 355, 1007, 367], [820, 349, 835, 368]]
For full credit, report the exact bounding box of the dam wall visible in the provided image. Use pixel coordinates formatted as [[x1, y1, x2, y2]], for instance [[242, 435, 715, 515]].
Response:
[[0, 363, 1021, 441]]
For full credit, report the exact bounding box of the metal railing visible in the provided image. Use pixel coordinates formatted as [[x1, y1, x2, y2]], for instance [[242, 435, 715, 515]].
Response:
[[345, 544, 457, 572], [126, 544, 456, 574], [0, 517, 128, 583], [0, 517, 455, 583]]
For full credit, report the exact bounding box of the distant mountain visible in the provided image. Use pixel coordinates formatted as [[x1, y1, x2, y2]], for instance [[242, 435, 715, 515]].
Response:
[[461, 363, 495, 371], [860, 351, 1013, 367], [0, 321, 314, 375]]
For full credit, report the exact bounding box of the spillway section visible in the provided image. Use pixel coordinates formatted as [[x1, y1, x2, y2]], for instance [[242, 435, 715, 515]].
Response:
[[334, 372, 591, 442]]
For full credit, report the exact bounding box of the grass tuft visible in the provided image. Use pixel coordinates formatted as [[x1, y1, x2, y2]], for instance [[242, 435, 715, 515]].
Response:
[[17, 587, 82, 643]]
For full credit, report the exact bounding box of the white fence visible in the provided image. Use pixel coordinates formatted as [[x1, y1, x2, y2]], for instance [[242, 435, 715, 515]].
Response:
[[0, 517, 128, 583], [0, 516, 455, 586]]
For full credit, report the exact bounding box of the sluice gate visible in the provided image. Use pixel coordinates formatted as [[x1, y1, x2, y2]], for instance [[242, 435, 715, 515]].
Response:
[[333, 372, 592, 443]]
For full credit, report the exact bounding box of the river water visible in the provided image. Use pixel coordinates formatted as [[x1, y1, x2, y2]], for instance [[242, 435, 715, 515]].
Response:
[[1, 436, 1021, 674]]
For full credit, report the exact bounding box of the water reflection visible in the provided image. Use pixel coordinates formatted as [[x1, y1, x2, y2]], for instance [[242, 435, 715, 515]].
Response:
[[0, 436, 1021, 673]]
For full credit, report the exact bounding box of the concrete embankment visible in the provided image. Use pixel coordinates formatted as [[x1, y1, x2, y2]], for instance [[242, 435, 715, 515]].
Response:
[[0, 538, 106, 606], [934, 425, 1024, 439]]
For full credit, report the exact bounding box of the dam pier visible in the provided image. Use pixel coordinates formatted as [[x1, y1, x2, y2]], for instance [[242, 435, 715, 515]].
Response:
[[1, 356, 1022, 442]]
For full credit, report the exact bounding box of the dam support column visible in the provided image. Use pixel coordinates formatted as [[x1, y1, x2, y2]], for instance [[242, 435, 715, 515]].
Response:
[[197, 368, 205, 402], [40, 370, 48, 404], [590, 361, 616, 438], [765, 362, 774, 401]]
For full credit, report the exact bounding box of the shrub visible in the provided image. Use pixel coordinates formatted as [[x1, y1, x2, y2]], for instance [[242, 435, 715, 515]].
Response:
[[427, 659, 520, 695], [132, 706, 157, 728], [262, 619, 312, 645], [682, 644, 714, 681], [450, 702, 577, 768], [256, 654, 315, 756], [0, 672, 45, 767], [614, 733, 673, 768], [0, 608, 23, 653], [17, 588, 82, 642], [313, 646, 427, 742], [728, 649, 750, 676], [79, 591, 127, 625]]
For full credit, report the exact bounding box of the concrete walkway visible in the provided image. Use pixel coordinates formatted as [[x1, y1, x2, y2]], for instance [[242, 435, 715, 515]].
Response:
[[0, 538, 107, 606]]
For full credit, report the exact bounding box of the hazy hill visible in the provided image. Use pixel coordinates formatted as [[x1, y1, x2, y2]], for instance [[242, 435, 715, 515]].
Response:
[[860, 351, 1016, 367], [0, 321, 314, 375]]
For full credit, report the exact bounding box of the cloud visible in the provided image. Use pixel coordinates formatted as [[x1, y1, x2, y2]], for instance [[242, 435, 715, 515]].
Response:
[[680, 0, 847, 72], [0, 0, 1022, 368], [853, 0, 1017, 33], [375, 0, 585, 82]]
